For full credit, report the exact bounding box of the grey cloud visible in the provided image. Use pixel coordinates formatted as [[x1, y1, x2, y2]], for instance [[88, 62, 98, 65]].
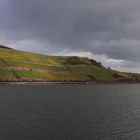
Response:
[[0, 0, 140, 72]]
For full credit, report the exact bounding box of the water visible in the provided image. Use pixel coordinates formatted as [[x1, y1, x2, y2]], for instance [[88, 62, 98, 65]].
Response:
[[0, 84, 140, 140]]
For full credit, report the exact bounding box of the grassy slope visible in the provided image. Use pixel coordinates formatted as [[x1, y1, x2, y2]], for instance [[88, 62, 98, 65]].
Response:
[[0, 46, 139, 82]]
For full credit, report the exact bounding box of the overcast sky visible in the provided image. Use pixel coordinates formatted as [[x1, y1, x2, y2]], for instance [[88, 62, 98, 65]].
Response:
[[0, 0, 140, 72]]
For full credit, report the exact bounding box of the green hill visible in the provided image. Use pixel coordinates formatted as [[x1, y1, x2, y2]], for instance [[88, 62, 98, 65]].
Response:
[[0, 45, 140, 82]]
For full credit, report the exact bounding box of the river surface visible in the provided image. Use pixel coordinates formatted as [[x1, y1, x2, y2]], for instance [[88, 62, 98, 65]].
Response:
[[0, 84, 140, 140]]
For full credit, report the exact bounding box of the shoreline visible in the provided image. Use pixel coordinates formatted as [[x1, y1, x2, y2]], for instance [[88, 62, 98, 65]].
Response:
[[1, 81, 140, 86]]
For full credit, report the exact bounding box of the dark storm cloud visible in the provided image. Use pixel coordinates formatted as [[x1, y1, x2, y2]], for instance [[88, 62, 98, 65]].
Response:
[[0, 0, 140, 72]]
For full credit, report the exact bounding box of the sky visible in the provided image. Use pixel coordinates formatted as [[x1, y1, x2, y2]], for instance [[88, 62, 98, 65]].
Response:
[[0, 0, 140, 72]]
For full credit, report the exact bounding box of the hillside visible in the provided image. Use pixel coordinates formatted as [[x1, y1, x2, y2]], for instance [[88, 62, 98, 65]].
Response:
[[0, 45, 140, 82]]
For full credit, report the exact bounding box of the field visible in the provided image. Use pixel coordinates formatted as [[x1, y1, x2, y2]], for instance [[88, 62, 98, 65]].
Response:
[[0, 45, 139, 82]]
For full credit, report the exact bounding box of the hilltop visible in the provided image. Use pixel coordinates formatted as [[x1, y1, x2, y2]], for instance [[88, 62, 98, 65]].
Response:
[[0, 45, 140, 83], [0, 45, 13, 50]]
